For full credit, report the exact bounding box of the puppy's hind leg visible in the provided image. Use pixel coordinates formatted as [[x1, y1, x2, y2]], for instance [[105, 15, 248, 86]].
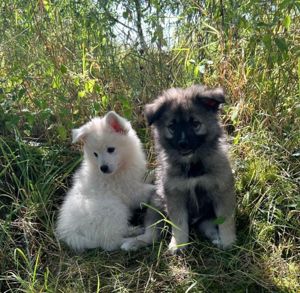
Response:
[[166, 193, 189, 254], [198, 219, 220, 246], [213, 194, 236, 249], [217, 214, 236, 249], [121, 197, 164, 251]]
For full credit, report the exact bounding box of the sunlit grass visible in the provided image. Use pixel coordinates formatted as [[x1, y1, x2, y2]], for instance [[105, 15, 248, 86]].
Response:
[[1, 94, 299, 292], [1, 127, 299, 291], [1, 1, 299, 292]]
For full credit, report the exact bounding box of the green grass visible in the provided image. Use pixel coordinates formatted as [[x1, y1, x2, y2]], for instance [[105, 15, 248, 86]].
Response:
[[1, 120, 299, 292], [1, 1, 300, 292]]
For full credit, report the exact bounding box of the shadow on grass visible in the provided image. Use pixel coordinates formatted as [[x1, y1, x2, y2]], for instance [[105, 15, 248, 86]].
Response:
[[45, 216, 288, 293]]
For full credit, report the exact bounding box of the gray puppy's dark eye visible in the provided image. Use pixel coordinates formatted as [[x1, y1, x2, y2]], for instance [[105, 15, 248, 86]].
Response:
[[192, 120, 201, 128], [107, 147, 115, 153], [167, 122, 176, 133], [190, 118, 201, 129], [94, 152, 98, 157]]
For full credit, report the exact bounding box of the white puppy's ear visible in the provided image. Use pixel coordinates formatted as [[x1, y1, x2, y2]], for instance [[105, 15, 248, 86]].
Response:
[[105, 111, 130, 134], [72, 125, 88, 143]]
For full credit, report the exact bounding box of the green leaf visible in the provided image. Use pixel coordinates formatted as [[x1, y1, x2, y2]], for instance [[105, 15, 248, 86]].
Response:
[[52, 75, 61, 89], [84, 79, 95, 93], [262, 34, 272, 50], [17, 88, 26, 99], [43, 0, 50, 12], [298, 58, 300, 80], [57, 125, 67, 140], [193, 66, 199, 78], [283, 15, 291, 30], [101, 95, 109, 108], [275, 37, 288, 52], [92, 102, 100, 114], [233, 133, 241, 145], [94, 84, 102, 93], [74, 77, 80, 87], [60, 64, 67, 74], [78, 90, 85, 98], [213, 216, 226, 225], [231, 107, 239, 124]]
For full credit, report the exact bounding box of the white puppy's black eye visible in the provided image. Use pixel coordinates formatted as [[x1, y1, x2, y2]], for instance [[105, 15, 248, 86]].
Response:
[[107, 147, 115, 153], [94, 152, 98, 157]]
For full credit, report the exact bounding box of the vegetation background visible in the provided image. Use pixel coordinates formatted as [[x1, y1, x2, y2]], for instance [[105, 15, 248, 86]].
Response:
[[0, 0, 299, 292]]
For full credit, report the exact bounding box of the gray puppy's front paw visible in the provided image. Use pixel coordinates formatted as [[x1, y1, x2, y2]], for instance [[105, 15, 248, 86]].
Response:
[[167, 236, 188, 255], [211, 230, 236, 249], [218, 234, 236, 249]]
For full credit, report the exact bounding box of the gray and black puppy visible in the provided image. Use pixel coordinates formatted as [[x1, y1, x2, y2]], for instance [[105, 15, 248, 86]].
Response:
[[121, 85, 236, 253]]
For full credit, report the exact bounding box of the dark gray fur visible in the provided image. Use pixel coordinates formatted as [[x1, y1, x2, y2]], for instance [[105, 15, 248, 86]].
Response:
[[120, 85, 236, 252]]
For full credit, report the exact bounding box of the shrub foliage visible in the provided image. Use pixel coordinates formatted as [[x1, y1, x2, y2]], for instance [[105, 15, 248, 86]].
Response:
[[0, 1, 299, 292]]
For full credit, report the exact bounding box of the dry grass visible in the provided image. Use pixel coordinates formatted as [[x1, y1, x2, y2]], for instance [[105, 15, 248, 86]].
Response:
[[1, 1, 300, 292]]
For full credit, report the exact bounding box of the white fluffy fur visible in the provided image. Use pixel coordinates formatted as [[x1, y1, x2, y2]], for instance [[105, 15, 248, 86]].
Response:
[[56, 111, 153, 252]]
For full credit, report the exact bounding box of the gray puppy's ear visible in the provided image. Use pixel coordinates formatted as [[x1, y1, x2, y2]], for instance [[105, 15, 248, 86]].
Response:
[[145, 98, 168, 126], [105, 111, 130, 134], [195, 87, 225, 111], [207, 87, 225, 103]]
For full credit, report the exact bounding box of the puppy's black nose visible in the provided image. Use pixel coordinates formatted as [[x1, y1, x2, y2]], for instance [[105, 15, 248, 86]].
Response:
[[100, 165, 109, 173], [178, 140, 189, 150]]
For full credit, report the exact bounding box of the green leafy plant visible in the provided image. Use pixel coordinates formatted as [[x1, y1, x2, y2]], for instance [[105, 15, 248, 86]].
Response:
[[0, 0, 299, 292]]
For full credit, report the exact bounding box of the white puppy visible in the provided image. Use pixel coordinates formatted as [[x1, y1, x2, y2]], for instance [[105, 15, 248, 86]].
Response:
[[56, 111, 154, 252]]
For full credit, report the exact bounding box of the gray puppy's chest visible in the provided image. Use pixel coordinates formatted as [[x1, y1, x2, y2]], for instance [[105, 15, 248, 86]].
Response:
[[168, 158, 207, 182], [180, 160, 206, 178], [165, 159, 216, 223]]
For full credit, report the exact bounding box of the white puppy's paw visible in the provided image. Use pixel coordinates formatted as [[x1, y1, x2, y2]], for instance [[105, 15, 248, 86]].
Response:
[[121, 238, 143, 251], [127, 226, 145, 237]]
